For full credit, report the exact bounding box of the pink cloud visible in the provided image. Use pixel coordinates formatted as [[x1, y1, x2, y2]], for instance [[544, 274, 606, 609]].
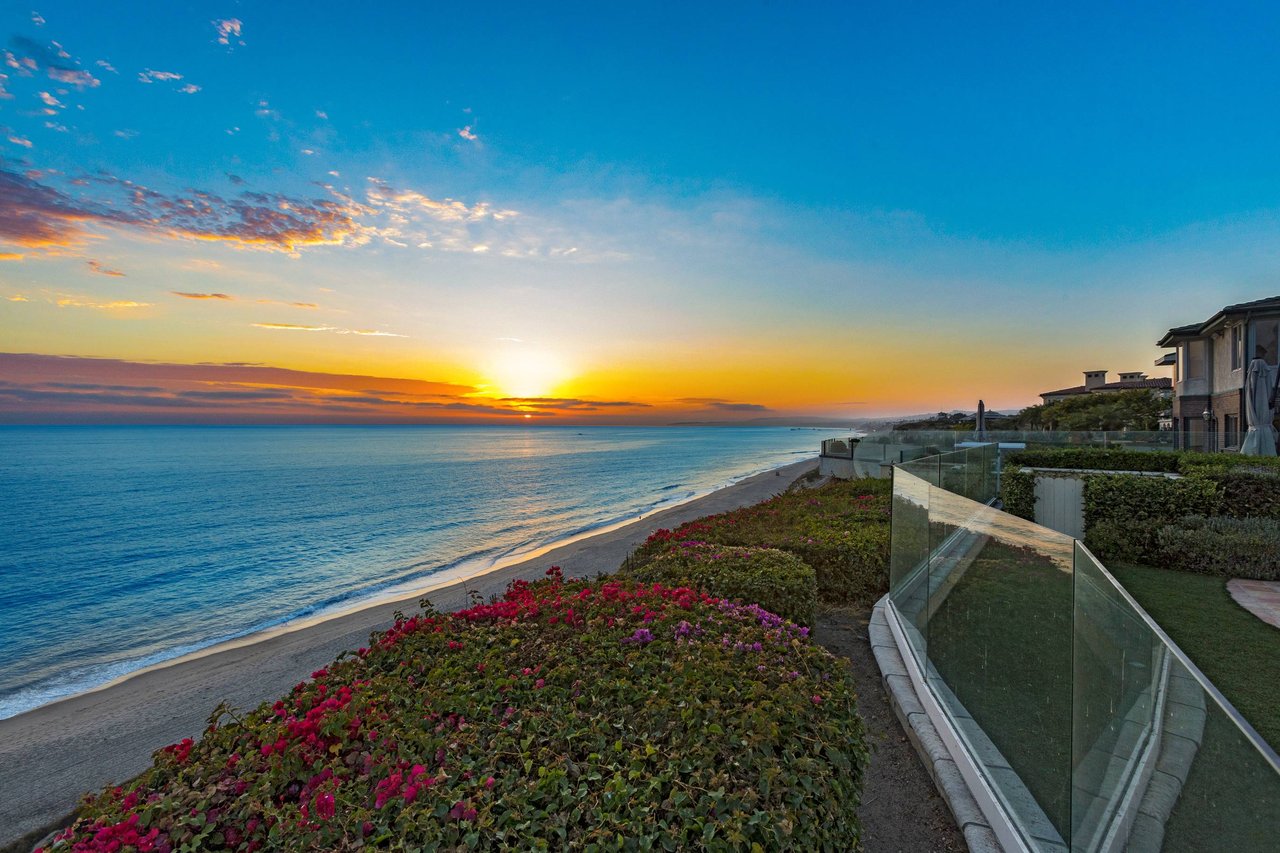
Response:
[[214, 19, 244, 47], [87, 259, 125, 277]]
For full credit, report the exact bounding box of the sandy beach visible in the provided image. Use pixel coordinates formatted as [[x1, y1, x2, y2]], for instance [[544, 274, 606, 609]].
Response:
[[0, 457, 817, 848]]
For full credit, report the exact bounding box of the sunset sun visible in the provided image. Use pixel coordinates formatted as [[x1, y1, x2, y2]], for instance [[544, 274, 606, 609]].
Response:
[[484, 348, 570, 399]]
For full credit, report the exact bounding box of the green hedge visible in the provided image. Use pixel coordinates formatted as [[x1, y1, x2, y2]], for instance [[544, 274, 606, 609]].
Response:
[[624, 478, 891, 605], [622, 545, 818, 626], [46, 573, 868, 851], [1083, 475, 1221, 562], [1006, 448, 1181, 473], [1179, 452, 1280, 476], [1000, 466, 1036, 520], [1157, 516, 1280, 580], [1206, 470, 1280, 520]]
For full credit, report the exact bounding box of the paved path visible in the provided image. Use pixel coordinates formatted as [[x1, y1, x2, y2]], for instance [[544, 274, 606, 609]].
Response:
[[1227, 579, 1280, 630]]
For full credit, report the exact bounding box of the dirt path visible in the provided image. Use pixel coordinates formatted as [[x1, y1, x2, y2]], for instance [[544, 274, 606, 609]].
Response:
[[815, 607, 966, 853]]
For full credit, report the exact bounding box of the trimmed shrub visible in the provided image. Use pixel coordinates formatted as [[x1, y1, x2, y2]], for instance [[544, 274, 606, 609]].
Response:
[[1156, 516, 1280, 580], [624, 478, 891, 605], [1178, 452, 1280, 476], [1204, 469, 1280, 520], [623, 544, 818, 626], [1006, 448, 1181, 474], [1000, 466, 1036, 520], [44, 571, 868, 852], [1083, 475, 1221, 562]]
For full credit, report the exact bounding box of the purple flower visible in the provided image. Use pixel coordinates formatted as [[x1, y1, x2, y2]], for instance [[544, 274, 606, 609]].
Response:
[[622, 628, 654, 645]]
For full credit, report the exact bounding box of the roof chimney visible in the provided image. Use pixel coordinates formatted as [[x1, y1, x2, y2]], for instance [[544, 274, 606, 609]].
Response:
[[1118, 371, 1146, 381], [1084, 370, 1108, 389]]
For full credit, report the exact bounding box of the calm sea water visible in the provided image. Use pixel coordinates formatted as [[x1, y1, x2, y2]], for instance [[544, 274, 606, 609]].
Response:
[[0, 425, 843, 720]]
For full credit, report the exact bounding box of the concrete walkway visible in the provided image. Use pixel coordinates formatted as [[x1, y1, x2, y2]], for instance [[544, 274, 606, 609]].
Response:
[[1227, 579, 1280, 630]]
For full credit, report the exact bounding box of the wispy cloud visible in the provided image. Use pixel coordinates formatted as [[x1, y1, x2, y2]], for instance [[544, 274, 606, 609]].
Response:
[[251, 322, 335, 331], [56, 297, 149, 309], [177, 83, 200, 94], [252, 322, 406, 337], [31, 11, 45, 26], [87, 259, 124, 276], [0, 355, 691, 424], [6, 294, 29, 300], [458, 126, 478, 142], [256, 299, 318, 309], [678, 397, 772, 413], [7, 133, 32, 148], [213, 18, 244, 48], [137, 69, 182, 84], [0, 167, 371, 254], [172, 291, 233, 300], [7, 36, 100, 88]]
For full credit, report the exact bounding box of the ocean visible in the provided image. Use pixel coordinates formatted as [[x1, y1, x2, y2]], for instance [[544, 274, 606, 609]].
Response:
[[0, 424, 843, 720]]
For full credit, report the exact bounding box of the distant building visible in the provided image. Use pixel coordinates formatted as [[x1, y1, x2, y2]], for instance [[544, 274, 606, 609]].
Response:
[[1157, 295, 1280, 451], [1038, 370, 1173, 405]]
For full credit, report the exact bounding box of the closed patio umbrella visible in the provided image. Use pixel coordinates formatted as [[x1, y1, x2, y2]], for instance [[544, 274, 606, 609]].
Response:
[[975, 400, 988, 440], [1240, 354, 1277, 456]]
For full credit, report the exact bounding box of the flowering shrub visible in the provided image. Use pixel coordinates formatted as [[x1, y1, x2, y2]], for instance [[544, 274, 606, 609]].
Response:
[[45, 569, 867, 851], [622, 544, 817, 626], [624, 477, 891, 603]]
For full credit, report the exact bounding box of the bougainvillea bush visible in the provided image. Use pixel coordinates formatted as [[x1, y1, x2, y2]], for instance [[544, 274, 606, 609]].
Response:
[[44, 569, 867, 852], [622, 544, 817, 626], [622, 478, 891, 604]]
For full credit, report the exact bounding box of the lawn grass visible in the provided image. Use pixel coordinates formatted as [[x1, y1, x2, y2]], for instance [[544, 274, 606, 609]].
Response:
[[1108, 562, 1280, 749]]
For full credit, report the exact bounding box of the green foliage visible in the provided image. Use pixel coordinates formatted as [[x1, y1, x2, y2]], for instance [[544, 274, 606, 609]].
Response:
[[1000, 467, 1036, 520], [1006, 448, 1181, 473], [1156, 516, 1280, 580], [622, 545, 818, 626], [1178, 451, 1280, 475], [624, 478, 892, 605], [1201, 470, 1280, 520], [1014, 389, 1168, 431], [50, 574, 868, 851], [1082, 475, 1221, 562]]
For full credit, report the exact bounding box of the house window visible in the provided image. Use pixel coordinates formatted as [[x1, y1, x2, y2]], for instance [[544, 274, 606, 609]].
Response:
[[1232, 325, 1243, 370], [1184, 340, 1206, 380], [1258, 320, 1280, 367]]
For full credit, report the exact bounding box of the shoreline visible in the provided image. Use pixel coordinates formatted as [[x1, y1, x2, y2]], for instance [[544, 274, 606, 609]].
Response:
[[0, 456, 818, 847], [0, 451, 811, 724]]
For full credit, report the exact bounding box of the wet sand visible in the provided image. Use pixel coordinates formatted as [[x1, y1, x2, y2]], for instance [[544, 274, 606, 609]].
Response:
[[0, 457, 817, 847]]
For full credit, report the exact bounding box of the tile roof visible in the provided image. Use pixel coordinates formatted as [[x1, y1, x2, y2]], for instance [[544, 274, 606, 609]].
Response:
[[1040, 377, 1173, 398]]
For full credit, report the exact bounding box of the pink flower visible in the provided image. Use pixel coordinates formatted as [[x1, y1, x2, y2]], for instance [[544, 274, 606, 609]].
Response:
[[484, 776, 496, 789], [314, 791, 335, 820]]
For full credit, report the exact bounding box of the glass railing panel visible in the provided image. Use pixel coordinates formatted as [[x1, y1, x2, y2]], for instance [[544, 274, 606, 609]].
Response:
[[1143, 658, 1280, 852], [889, 468, 930, 666], [1070, 547, 1280, 852], [925, 482, 1076, 849], [1070, 543, 1161, 852]]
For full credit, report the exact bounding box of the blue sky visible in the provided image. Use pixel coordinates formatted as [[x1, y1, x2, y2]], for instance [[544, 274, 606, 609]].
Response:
[[1, 1, 1278, 421]]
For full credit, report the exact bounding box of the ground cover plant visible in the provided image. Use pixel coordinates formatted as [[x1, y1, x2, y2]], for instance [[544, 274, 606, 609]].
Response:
[[621, 544, 817, 626], [623, 478, 891, 604], [1156, 516, 1280, 580], [44, 569, 867, 852]]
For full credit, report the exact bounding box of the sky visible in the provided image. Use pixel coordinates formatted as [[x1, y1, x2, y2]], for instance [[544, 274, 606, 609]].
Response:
[[2, 1, 1279, 424]]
